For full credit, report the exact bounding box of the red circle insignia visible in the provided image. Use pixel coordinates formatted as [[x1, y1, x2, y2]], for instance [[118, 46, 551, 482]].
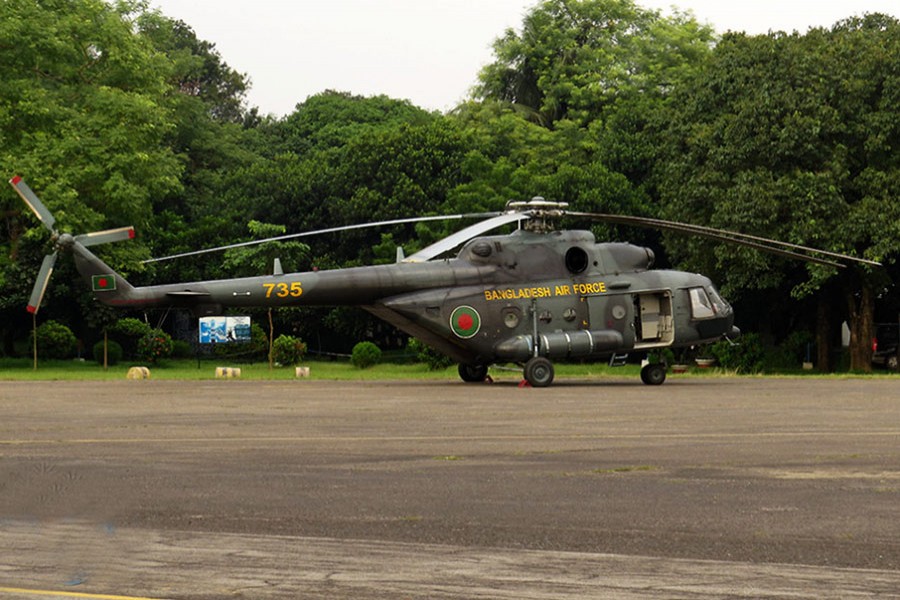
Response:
[[450, 306, 481, 339]]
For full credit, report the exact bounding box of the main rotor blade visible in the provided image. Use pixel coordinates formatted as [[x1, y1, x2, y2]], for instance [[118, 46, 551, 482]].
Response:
[[404, 212, 530, 262], [76, 226, 136, 247], [10, 176, 56, 231], [566, 211, 882, 269], [141, 212, 503, 264], [27, 252, 57, 314]]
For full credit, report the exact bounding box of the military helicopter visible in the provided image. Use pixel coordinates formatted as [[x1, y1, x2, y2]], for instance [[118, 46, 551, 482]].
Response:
[[11, 176, 880, 387]]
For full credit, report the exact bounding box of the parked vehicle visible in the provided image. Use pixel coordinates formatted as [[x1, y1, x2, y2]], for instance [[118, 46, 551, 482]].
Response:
[[872, 323, 899, 371]]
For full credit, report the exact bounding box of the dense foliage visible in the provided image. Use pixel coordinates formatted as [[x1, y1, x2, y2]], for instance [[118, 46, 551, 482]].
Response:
[[656, 15, 900, 369], [1, 0, 897, 371]]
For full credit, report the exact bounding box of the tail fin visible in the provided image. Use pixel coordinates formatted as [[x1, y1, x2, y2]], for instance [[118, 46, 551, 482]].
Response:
[[71, 242, 138, 306]]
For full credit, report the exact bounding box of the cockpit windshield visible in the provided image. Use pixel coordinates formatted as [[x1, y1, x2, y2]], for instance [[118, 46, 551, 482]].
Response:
[[689, 286, 731, 320]]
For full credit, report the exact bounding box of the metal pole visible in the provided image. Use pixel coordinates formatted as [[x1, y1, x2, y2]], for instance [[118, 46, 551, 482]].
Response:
[[32, 313, 37, 370]]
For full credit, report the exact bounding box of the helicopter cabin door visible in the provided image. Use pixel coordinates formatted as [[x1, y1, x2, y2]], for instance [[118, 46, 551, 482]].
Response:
[[584, 289, 673, 350], [633, 290, 674, 349]]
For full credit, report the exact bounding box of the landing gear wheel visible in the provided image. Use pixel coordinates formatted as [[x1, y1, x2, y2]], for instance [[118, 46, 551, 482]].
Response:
[[524, 356, 555, 387], [640, 363, 667, 386], [458, 363, 489, 383]]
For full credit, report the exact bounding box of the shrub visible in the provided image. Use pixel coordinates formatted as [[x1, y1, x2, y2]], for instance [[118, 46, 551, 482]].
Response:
[[92, 339, 124, 365], [109, 317, 152, 338], [30, 320, 77, 359], [272, 334, 307, 366], [647, 347, 675, 366], [213, 323, 269, 360], [109, 318, 153, 358], [407, 337, 453, 370], [766, 330, 815, 370], [136, 329, 174, 364], [351, 341, 381, 369], [710, 332, 765, 373], [171, 339, 194, 359]]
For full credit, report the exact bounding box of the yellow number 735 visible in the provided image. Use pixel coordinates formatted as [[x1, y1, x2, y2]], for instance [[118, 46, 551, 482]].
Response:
[[262, 282, 303, 298]]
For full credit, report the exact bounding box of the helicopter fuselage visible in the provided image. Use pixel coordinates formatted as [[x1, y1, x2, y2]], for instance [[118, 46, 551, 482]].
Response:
[[74, 229, 736, 374]]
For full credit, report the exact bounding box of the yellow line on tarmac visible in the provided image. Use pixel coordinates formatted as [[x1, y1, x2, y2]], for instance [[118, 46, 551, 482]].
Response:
[[0, 587, 166, 600]]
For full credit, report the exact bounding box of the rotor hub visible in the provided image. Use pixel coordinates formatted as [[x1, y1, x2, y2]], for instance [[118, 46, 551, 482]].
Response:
[[56, 232, 75, 250], [507, 197, 569, 233]]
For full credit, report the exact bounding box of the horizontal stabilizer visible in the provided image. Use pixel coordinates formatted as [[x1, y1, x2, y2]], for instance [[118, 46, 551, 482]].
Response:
[[166, 291, 212, 297]]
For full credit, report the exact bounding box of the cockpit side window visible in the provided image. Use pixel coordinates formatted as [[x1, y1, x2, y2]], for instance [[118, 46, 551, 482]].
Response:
[[689, 287, 716, 319]]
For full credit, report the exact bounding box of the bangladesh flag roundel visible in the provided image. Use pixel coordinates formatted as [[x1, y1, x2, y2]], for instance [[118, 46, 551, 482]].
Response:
[[450, 305, 481, 339]]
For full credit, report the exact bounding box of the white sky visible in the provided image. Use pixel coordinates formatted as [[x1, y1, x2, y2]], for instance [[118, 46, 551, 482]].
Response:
[[149, 0, 900, 117]]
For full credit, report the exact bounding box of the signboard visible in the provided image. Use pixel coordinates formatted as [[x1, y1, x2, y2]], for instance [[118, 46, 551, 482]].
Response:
[[199, 316, 251, 344]]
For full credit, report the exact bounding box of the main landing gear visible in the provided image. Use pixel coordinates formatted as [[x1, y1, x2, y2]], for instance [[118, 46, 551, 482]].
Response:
[[458, 357, 666, 387], [458, 363, 489, 383], [457, 359, 555, 387]]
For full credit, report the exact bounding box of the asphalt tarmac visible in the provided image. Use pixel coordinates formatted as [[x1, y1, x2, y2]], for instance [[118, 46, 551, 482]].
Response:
[[1, 376, 899, 599]]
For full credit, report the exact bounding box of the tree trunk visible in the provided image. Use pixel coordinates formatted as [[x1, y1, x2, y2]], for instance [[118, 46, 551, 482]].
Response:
[[816, 295, 833, 372], [846, 280, 875, 372]]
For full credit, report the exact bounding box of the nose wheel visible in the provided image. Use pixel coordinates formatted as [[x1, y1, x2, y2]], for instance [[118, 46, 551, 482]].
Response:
[[640, 362, 667, 385], [523, 356, 555, 387]]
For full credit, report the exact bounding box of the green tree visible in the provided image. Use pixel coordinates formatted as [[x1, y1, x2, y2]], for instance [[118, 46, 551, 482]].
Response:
[[271, 90, 432, 155], [657, 15, 900, 371], [0, 0, 181, 230], [475, 0, 714, 128], [134, 10, 261, 285], [464, 0, 714, 249], [220, 220, 310, 276], [246, 92, 447, 252], [0, 0, 182, 336], [136, 12, 250, 124]]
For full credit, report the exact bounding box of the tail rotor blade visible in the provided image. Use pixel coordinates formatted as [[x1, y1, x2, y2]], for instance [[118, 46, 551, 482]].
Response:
[[76, 226, 136, 247], [27, 252, 58, 314], [10, 176, 56, 231]]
